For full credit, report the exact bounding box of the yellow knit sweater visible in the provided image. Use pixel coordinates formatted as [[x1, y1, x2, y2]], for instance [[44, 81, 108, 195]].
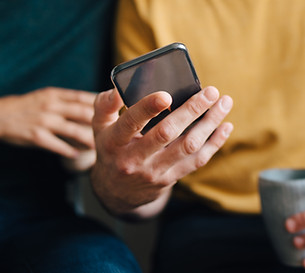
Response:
[[114, 0, 305, 214]]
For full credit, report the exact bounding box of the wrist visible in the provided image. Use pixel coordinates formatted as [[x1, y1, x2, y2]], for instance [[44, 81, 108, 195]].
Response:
[[0, 95, 19, 138], [90, 164, 172, 221]]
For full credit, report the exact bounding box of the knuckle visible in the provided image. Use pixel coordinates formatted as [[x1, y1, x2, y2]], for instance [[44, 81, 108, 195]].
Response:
[[40, 88, 58, 110], [195, 153, 209, 168], [115, 154, 144, 177], [208, 112, 221, 126], [142, 171, 167, 187], [143, 100, 158, 117], [155, 121, 176, 144], [41, 101, 54, 112], [186, 97, 206, 116], [210, 132, 226, 149], [37, 115, 50, 127], [74, 92, 83, 101], [211, 138, 223, 150], [44, 87, 57, 97], [156, 179, 169, 188], [214, 140, 223, 150], [122, 113, 142, 132], [182, 135, 201, 155], [31, 127, 45, 144], [116, 160, 135, 176]]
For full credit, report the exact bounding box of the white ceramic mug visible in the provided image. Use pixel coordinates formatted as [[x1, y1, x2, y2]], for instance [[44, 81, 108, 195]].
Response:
[[259, 168, 305, 267]]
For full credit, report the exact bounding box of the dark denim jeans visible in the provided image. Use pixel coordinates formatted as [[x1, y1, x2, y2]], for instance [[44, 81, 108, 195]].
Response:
[[152, 197, 305, 273], [0, 190, 141, 273]]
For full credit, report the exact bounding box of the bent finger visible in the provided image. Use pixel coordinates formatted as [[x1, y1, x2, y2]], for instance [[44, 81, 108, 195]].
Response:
[[55, 88, 97, 105], [51, 102, 94, 124], [112, 91, 172, 146], [286, 212, 305, 233], [46, 118, 95, 149], [33, 129, 80, 158], [293, 235, 305, 250], [140, 90, 228, 159], [165, 122, 233, 181], [56, 123, 94, 149]]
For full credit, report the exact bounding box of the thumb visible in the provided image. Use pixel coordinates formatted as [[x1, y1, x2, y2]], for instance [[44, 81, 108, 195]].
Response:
[[93, 88, 124, 128]]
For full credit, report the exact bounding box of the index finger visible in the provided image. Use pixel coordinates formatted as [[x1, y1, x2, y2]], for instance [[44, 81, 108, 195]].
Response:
[[112, 91, 172, 146], [138, 86, 219, 155]]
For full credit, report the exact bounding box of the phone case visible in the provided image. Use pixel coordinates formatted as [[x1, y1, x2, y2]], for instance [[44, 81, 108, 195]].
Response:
[[111, 42, 201, 133]]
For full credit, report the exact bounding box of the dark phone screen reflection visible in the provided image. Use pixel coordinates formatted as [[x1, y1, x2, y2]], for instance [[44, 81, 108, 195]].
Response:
[[114, 49, 201, 133]]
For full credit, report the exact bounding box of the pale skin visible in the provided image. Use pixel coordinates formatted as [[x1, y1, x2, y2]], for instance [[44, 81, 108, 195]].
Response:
[[2, 85, 303, 263], [91, 86, 234, 220], [92, 85, 305, 260], [286, 214, 305, 268], [0, 86, 96, 170]]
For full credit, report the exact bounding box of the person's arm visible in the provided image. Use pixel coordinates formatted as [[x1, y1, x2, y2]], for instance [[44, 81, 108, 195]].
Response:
[[91, 87, 233, 221], [0, 86, 96, 170], [114, 0, 156, 64]]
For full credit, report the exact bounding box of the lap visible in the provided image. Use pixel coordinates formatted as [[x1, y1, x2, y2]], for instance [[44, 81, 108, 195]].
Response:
[[0, 209, 141, 273], [153, 197, 304, 273]]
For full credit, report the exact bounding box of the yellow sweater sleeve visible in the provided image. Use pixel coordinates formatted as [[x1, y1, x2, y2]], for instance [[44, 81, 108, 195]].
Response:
[[115, 0, 156, 64]]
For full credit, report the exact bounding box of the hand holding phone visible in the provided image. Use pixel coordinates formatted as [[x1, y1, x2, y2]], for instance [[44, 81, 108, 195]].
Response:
[[111, 43, 201, 133], [92, 46, 233, 218]]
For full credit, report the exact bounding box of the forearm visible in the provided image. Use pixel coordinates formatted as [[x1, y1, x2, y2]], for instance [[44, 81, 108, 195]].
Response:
[[0, 95, 18, 139]]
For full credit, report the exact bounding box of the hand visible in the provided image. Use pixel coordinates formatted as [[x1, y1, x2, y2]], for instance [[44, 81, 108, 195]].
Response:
[[91, 86, 233, 220], [286, 212, 305, 267], [0, 87, 96, 159]]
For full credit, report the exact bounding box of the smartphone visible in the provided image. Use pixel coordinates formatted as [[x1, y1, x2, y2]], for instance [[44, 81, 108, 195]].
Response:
[[111, 42, 201, 133]]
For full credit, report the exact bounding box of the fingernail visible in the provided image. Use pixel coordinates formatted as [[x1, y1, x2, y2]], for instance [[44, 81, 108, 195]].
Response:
[[286, 219, 296, 232], [155, 97, 170, 108], [223, 124, 233, 138], [202, 87, 218, 103], [220, 96, 233, 112], [294, 236, 304, 247]]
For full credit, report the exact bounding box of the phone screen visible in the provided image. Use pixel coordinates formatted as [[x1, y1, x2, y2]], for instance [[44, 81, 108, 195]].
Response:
[[111, 43, 201, 133]]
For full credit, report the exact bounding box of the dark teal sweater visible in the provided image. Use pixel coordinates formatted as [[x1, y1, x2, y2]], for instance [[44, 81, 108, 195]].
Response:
[[0, 0, 116, 214]]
